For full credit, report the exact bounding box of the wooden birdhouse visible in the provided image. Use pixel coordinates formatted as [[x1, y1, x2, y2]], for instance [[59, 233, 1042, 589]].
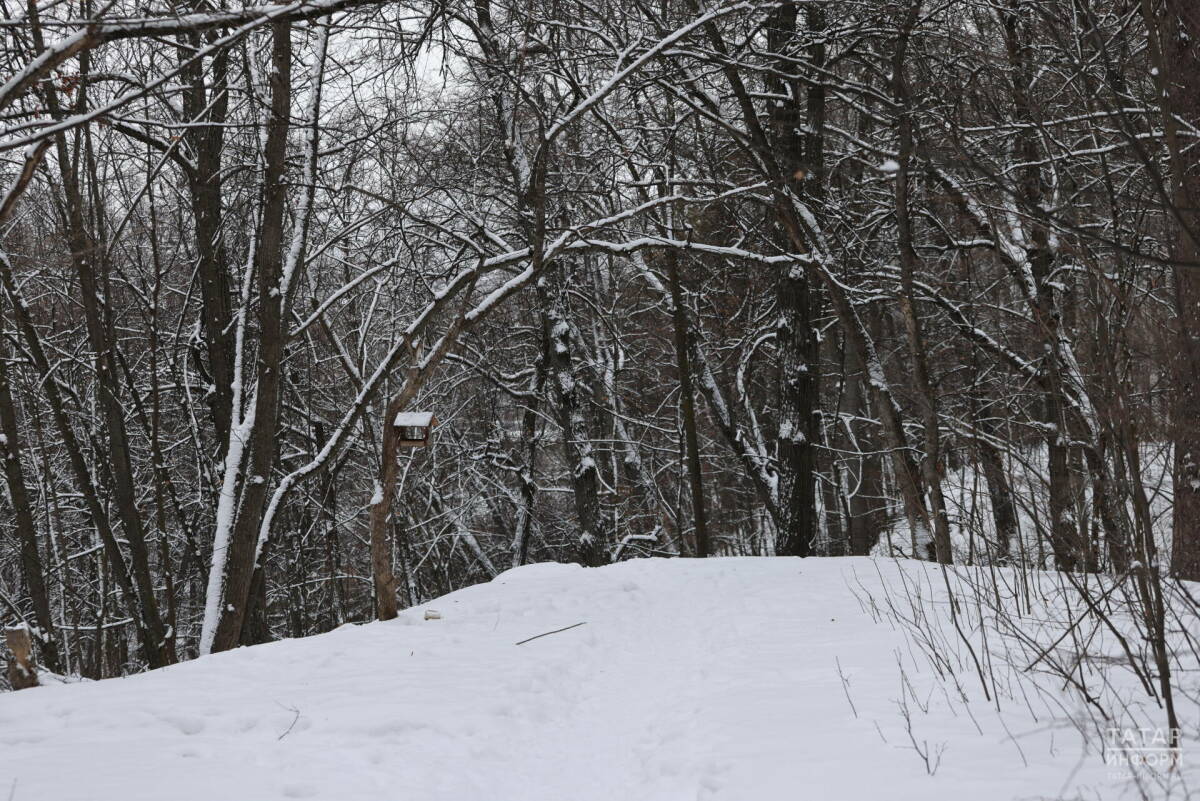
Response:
[[393, 411, 437, 448]]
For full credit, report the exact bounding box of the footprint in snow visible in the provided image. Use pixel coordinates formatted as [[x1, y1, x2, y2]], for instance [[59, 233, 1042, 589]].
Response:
[[157, 712, 206, 736]]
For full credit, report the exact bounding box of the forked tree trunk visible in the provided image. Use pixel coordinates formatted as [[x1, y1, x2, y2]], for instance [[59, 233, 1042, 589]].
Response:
[[205, 21, 293, 652]]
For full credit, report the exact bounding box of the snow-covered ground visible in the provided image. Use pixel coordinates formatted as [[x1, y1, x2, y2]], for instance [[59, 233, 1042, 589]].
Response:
[[1, 557, 1194, 800], [876, 443, 1175, 564]]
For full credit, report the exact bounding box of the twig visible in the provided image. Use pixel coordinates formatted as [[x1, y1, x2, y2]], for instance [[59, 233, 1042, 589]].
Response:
[[276, 704, 301, 741], [515, 621, 586, 646], [836, 657, 858, 718]]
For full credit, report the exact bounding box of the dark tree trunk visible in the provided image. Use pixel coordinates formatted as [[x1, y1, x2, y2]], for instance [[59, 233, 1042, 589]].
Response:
[[666, 248, 710, 557], [1001, 2, 1082, 571], [0, 301, 61, 673], [510, 329, 549, 568], [208, 21, 293, 651], [1157, 0, 1200, 580], [368, 415, 402, 621], [766, 0, 821, 557], [180, 33, 236, 451], [541, 268, 606, 567], [840, 313, 887, 556], [0, 241, 156, 666], [976, 431, 1017, 563], [892, 0, 952, 563], [23, 0, 173, 665]]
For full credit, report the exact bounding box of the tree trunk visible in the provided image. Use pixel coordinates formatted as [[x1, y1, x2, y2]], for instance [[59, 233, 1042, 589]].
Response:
[[1154, 0, 1200, 579], [206, 21, 293, 651], [46, 76, 172, 665], [510, 331, 549, 569], [1001, 2, 1082, 571], [368, 418, 402, 621], [541, 270, 607, 567], [766, 0, 820, 557], [0, 245, 157, 667], [0, 302, 61, 672], [976, 429, 1017, 563], [666, 248, 710, 557], [892, 0, 952, 563], [180, 33, 236, 451]]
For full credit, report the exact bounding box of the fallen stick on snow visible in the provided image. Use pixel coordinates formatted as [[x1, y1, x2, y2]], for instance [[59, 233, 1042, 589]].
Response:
[[515, 622, 587, 646]]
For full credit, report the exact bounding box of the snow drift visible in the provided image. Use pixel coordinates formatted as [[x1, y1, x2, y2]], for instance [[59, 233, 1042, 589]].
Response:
[[1, 557, 1192, 800]]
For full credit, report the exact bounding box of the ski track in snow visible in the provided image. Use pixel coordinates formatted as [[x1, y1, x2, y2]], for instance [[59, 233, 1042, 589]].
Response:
[[0, 557, 1182, 800]]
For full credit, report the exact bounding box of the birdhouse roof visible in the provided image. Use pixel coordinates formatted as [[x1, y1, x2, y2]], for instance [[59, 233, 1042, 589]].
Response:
[[394, 411, 435, 428]]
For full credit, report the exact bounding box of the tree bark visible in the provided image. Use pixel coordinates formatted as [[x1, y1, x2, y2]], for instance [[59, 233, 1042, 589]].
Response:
[[666, 249, 710, 557], [1000, 2, 1082, 571], [510, 331, 549, 568], [540, 269, 607, 567], [842, 328, 887, 556], [207, 21, 293, 651], [976, 427, 1017, 563], [0, 301, 61, 673], [765, 0, 820, 557], [368, 414, 402, 621], [180, 32, 236, 451], [43, 50, 173, 666], [892, 0, 952, 563], [1153, 0, 1200, 580]]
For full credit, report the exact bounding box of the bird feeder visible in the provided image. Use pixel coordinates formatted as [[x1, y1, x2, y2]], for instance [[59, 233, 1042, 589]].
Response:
[[393, 411, 437, 448]]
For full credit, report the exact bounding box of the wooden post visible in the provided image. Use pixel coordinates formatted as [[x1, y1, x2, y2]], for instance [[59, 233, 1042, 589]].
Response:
[[5, 624, 39, 689]]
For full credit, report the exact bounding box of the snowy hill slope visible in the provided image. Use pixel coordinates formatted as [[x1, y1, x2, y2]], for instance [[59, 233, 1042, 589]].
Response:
[[0, 558, 1184, 800]]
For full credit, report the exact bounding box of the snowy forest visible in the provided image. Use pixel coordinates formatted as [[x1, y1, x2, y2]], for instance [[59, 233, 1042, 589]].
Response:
[[1, 0, 1200, 795]]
